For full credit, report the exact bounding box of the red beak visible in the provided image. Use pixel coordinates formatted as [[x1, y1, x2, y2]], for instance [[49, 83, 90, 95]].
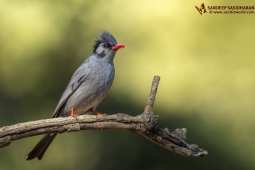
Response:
[[112, 44, 125, 50]]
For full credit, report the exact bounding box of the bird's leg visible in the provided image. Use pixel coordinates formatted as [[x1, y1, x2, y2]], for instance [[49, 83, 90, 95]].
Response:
[[70, 109, 78, 117], [93, 110, 107, 117]]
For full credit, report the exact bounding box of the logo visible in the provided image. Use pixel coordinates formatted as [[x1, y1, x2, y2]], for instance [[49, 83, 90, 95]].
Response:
[[195, 3, 206, 15], [195, 3, 255, 15]]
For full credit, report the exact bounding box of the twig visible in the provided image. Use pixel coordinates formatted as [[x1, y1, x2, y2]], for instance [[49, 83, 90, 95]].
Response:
[[0, 76, 208, 157], [144, 76, 160, 113]]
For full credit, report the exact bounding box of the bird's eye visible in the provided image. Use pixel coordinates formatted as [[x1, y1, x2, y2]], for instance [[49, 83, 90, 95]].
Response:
[[103, 43, 112, 48]]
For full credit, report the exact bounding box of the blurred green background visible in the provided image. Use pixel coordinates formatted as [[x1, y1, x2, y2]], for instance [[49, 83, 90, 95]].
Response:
[[1, 0, 255, 169]]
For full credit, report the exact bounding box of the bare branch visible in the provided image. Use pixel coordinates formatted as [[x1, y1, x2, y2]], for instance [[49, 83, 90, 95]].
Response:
[[0, 76, 208, 157], [144, 75, 160, 113]]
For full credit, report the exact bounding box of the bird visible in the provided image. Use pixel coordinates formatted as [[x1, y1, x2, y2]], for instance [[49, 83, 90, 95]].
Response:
[[25, 31, 125, 160], [195, 3, 206, 15]]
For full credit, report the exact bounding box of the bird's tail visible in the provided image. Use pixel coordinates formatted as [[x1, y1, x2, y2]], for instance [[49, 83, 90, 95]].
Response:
[[25, 133, 57, 160]]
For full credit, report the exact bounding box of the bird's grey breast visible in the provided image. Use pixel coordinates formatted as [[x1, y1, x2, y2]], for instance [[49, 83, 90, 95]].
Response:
[[62, 58, 115, 116]]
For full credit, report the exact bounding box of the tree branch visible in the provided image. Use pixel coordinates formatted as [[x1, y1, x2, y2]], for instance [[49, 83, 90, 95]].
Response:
[[0, 76, 208, 157]]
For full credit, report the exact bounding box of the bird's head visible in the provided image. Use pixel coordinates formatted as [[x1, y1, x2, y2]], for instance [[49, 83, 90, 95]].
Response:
[[93, 31, 125, 61]]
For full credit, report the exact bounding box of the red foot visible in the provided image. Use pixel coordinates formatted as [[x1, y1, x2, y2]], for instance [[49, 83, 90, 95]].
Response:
[[70, 109, 78, 117], [94, 110, 107, 117]]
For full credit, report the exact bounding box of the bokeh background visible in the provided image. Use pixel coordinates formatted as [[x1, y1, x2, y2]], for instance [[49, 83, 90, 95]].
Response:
[[1, 0, 255, 169]]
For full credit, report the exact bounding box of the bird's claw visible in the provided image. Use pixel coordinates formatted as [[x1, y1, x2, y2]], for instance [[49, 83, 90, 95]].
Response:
[[94, 110, 107, 117], [70, 109, 78, 118]]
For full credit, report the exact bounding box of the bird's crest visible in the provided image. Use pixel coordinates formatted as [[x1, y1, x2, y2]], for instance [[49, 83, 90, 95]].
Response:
[[93, 31, 117, 52]]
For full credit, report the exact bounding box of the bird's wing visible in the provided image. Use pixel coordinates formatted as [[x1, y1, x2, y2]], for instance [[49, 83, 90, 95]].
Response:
[[51, 66, 90, 118]]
